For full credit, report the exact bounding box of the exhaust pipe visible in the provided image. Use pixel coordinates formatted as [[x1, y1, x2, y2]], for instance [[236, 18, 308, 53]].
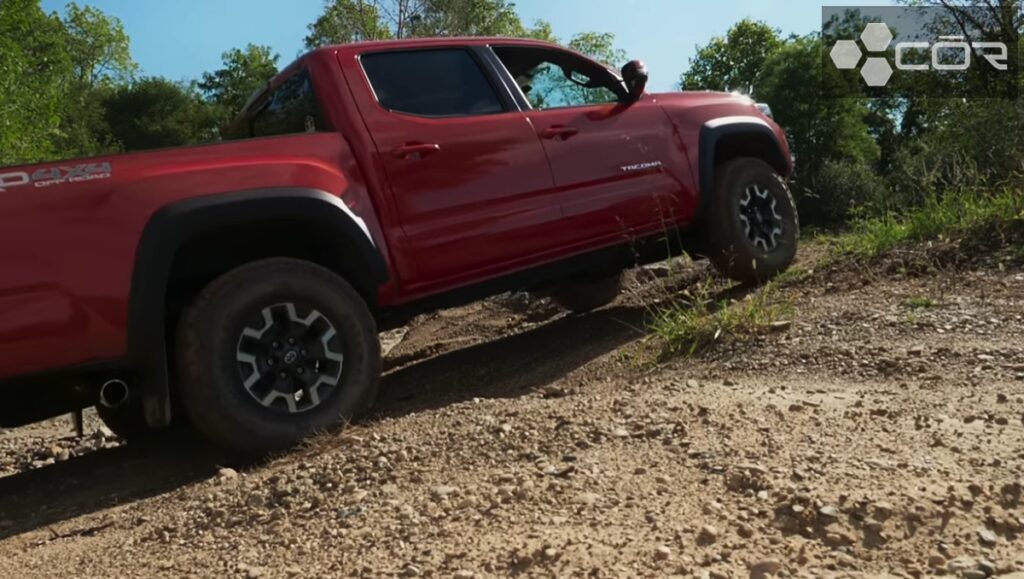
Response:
[[99, 379, 130, 410]]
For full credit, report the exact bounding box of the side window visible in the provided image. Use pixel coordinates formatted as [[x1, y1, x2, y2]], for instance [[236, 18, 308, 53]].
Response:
[[249, 70, 324, 138], [493, 46, 625, 110], [361, 49, 505, 117]]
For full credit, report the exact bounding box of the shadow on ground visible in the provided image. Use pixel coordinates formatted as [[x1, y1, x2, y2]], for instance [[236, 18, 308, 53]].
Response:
[[0, 439, 221, 541], [0, 303, 652, 542]]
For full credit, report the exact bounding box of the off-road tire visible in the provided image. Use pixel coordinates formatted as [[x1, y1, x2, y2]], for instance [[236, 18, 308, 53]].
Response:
[[551, 273, 623, 314], [707, 158, 799, 284], [176, 258, 381, 453]]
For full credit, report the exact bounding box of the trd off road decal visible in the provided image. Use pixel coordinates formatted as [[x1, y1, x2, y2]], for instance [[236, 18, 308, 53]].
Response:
[[0, 163, 112, 192]]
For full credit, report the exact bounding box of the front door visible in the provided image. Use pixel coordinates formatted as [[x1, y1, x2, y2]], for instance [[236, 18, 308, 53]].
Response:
[[492, 45, 690, 247], [344, 47, 560, 293]]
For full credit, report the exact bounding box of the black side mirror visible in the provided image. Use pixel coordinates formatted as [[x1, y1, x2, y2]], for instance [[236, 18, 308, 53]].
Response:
[[622, 60, 649, 101]]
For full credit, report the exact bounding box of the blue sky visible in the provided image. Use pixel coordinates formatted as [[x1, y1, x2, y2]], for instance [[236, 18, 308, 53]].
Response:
[[41, 0, 881, 92]]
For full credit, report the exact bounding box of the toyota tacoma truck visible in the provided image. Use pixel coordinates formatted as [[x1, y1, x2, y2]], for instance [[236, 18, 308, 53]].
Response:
[[0, 37, 796, 453]]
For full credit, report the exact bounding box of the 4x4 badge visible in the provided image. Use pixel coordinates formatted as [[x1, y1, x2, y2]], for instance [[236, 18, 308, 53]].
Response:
[[0, 162, 112, 192]]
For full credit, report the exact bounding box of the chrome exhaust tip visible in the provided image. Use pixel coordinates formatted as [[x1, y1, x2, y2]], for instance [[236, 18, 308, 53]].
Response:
[[99, 379, 129, 410]]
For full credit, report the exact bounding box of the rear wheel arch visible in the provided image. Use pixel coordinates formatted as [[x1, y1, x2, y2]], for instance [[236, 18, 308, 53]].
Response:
[[127, 188, 388, 429]]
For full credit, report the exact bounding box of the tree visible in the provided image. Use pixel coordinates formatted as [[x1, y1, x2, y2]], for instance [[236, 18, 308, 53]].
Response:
[[57, 2, 138, 158], [568, 32, 627, 68], [104, 78, 218, 151], [679, 19, 783, 93], [198, 44, 280, 128], [304, 0, 557, 46], [62, 2, 137, 87], [0, 0, 72, 166], [305, 0, 391, 46], [411, 0, 526, 37]]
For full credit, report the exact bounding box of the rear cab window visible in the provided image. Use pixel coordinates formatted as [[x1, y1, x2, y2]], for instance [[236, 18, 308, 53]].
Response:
[[360, 49, 506, 118], [224, 69, 328, 140]]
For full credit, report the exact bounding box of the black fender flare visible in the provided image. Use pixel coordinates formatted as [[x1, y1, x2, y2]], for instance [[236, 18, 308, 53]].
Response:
[[679, 115, 788, 256], [127, 187, 388, 427], [697, 115, 789, 215]]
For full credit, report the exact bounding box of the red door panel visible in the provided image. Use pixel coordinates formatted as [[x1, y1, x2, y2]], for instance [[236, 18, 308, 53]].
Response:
[[526, 101, 691, 245], [339, 49, 561, 293]]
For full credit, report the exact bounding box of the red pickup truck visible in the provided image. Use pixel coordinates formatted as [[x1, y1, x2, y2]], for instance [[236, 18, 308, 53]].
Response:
[[0, 37, 795, 452]]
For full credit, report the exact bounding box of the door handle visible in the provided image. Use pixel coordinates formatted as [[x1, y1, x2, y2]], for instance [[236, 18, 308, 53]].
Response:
[[392, 143, 441, 159], [540, 126, 579, 141]]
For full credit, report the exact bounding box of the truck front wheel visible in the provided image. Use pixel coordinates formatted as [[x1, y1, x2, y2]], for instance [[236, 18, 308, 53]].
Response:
[[176, 258, 381, 453], [707, 158, 799, 284]]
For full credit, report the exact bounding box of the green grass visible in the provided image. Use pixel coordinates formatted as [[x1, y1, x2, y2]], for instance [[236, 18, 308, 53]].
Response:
[[902, 296, 937, 310], [650, 279, 792, 357], [832, 189, 1024, 260]]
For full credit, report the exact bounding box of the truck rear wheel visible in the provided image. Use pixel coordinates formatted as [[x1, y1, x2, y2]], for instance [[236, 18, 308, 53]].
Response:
[[176, 258, 381, 453], [551, 273, 623, 313], [707, 158, 799, 284]]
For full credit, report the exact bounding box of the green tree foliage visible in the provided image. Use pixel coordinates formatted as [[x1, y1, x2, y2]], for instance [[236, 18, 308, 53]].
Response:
[[304, 0, 560, 46], [104, 78, 218, 151], [62, 2, 137, 87], [0, 0, 72, 166], [411, 0, 527, 37], [57, 3, 138, 157], [568, 32, 627, 68], [305, 0, 391, 46], [199, 44, 280, 127], [679, 19, 783, 93]]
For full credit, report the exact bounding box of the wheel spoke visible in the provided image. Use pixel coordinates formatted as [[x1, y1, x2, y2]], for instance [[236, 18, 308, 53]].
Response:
[[738, 182, 784, 251], [236, 301, 344, 414]]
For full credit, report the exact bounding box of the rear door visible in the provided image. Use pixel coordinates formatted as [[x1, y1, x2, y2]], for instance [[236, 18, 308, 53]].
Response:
[[491, 45, 690, 246], [340, 47, 561, 294]]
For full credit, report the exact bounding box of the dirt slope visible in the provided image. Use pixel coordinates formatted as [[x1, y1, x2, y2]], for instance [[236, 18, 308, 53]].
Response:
[[1, 246, 1023, 578]]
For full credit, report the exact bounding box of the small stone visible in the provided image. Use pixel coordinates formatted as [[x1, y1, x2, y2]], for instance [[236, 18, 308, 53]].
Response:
[[977, 560, 996, 576], [736, 523, 755, 539], [686, 379, 700, 388], [611, 428, 630, 438], [217, 467, 239, 480], [431, 485, 459, 499], [819, 505, 840, 519], [401, 564, 421, 577], [926, 554, 946, 569], [723, 378, 738, 387], [749, 559, 783, 579], [977, 528, 998, 546], [770, 320, 793, 332], [576, 492, 600, 506], [698, 525, 719, 543], [453, 572, 475, 579], [655, 545, 672, 561], [948, 557, 978, 574], [963, 571, 987, 579]]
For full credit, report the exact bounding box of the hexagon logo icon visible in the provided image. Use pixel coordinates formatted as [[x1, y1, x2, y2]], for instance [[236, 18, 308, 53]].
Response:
[[830, 40, 863, 70], [861, 57, 894, 87], [860, 23, 894, 52]]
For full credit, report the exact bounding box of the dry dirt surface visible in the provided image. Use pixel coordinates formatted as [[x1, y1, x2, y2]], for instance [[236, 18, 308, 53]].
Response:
[[1, 244, 1023, 578]]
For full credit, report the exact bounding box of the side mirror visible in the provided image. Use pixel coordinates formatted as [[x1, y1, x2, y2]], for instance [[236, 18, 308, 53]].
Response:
[[622, 60, 649, 101]]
